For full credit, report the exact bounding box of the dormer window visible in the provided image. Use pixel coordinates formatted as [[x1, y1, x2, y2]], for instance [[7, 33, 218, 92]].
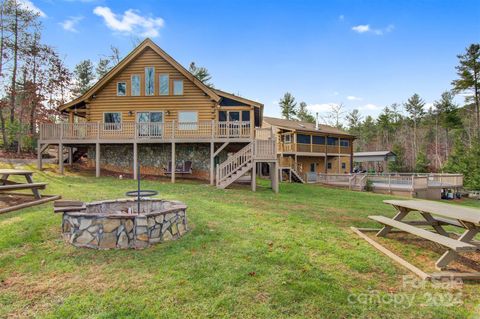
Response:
[[173, 80, 183, 95], [117, 82, 126, 96]]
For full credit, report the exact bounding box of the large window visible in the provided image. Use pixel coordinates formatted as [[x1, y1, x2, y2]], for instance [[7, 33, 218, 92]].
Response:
[[131, 75, 140, 96], [327, 137, 337, 145], [340, 139, 350, 147], [117, 82, 126, 96], [145, 67, 155, 96], [178, 111, 198, 130], [104, 112, 121, 130], [312, 135, 325, 144], [297, 134, 311, 144], [137, 111, 163, 137], [173, 80, 183, 95], [159, 74, 169, 95]]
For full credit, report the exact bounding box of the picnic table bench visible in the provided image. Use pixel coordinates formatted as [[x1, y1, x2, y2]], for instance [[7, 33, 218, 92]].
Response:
[[370, 200, 480, 271], [0, 169, 60, 214]]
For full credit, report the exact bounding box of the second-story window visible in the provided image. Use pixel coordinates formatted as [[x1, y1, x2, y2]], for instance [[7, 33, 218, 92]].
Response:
[[178, 111, 198, 130], [340, 139, 350, 147], [313, 135, 325, 144], [173, 80, 183, 95], [159, 74, 169, 95], [297, 134, 311, 144], [145, 67, 155, 96], [117, 82, 126, 96], [131, 75, 140, 96], [327, 137, 337, 145]]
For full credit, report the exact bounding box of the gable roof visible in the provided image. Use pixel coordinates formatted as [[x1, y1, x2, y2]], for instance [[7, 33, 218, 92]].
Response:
[[60, 38, 221, 112], [263, 116, 353, 137], [214, 89, 263, 108], [354, 151, 396, 157]]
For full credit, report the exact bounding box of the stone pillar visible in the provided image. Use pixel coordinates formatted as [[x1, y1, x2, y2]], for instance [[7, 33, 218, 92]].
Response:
[[95, 143, 100, 178]]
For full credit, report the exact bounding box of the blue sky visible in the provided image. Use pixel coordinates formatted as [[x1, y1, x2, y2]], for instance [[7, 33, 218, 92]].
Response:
[[30, 0, 480, 120]]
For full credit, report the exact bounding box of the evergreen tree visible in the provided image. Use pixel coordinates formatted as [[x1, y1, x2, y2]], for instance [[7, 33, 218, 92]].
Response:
[[95, 58, 111, 79], [296, 101, 315, 123], [433, 91, 462, 159], [279, 92, 297, 120], [444, 136, 480, 190], [189, 62, 213, 87], [415, 150, 429, 173], [388, 143, 406, 172], [346, 109, 362, 142], [404, 93, 425, 165], [452, 43, 480, 139], [72, 59, 95, 96]]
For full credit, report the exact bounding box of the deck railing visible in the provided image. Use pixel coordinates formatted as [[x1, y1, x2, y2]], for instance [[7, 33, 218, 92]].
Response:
[[278, 142, 350, 154], [40, 121, 254, 141]]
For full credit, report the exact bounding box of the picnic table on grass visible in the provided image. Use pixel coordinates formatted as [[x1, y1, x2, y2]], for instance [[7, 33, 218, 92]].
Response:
[[0, 169, 60, 214], [352, 199, 480, 280]]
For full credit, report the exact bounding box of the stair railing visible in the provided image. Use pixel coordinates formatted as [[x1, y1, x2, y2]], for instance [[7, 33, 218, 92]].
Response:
[[216, 142, 254, 186]]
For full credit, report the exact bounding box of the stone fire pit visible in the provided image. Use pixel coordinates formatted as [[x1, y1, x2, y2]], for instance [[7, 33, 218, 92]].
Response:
[[54, 198, 188, 249]]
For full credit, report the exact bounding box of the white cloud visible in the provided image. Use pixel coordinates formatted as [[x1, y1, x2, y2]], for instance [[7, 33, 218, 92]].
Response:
[[93, 6, 165, 37], [360, 103, 381, 111], [352, 24, 370, 33], [352, 24, 394, 35], [18, 0, 46, 17], [347, 95, 363, 101], [59, 16, 83, 32]]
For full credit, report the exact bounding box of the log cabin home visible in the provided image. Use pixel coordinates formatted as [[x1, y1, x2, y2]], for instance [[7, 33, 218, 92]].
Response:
[[37, 39, 278, 192], [262, 117, 355, 183]]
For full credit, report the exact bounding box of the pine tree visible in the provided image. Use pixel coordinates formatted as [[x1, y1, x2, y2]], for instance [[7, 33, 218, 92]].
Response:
[[96, 58, 111, 79], [279, 92, 297, 120], [72, 59, 95, 96], [404, 93, 425, 165], [296, 101, 315, 123], [388, 143, 406, 172], [415, 150, 429, 173], [189, 62, 213, 87], [433, 91, 462, 160], [452, 44, 480, 139]]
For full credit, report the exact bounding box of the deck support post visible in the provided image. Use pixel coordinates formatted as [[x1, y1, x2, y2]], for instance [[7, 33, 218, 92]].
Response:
[[68, 147, 73, 165], [37, 141, 42, 170], [271, 162, 279, 193], [58, 143, 64, 175], [171, 142, 176, 183], [95, 143, 100, 178], [210, 141, 215, 185], [251, 161, 256, 192], [133, 142, 138, 180]]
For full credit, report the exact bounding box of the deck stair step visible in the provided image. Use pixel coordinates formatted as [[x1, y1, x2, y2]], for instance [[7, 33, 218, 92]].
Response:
[[369, 215, 477, 252]]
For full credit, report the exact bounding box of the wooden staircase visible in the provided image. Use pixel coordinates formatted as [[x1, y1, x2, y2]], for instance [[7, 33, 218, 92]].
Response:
[[280, 167, 305, 183], [216, 142, 254, 189]]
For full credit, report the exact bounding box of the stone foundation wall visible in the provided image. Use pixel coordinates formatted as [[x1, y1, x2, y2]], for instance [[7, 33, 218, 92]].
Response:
[[61, 199, 188, 249], [85, 143, 229, 180]]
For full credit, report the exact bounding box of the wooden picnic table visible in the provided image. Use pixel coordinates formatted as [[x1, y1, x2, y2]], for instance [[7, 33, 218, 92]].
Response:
[[370, 199, 480, 271], [0, 169, 47, 199]]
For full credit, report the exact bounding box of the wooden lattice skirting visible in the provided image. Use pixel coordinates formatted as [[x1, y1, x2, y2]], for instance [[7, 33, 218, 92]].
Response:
[[0, 194, 61, 214], [351, 227, 480, 281]]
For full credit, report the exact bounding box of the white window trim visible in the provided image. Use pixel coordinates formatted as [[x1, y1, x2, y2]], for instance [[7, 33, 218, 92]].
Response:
[[131, 75, 141, 96], [173, 79, 184, 95], [145, 67, 155, 96], [117, 82, 127, 96], [178, 110, 198, 130], [103, 112, 122, 131], [159, 74, 169, 96]]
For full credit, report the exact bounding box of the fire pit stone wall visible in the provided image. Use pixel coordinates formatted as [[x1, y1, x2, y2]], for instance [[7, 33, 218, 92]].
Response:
[[59, 199, 188, 249]]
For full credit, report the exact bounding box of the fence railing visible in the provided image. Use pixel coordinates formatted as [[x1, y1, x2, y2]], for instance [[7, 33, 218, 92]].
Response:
[[309, 172, 464, 190], [40, 121, 255, 141], [278, 142, 350, 154]]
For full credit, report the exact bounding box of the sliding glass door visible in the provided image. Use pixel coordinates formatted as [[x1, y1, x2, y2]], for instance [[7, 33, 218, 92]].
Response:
[[136, 111, 163, 138]]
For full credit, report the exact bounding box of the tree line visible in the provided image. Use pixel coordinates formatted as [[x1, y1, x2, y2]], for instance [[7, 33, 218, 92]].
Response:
[[278, 44, 480, 189]]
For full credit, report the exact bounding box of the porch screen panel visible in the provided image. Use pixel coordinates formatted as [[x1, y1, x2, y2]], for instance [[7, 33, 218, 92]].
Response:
[[297, 134, 311, 144]]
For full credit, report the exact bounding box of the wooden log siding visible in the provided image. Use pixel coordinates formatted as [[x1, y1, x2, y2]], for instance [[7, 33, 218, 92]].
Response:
[[86, 47, 217, 123]]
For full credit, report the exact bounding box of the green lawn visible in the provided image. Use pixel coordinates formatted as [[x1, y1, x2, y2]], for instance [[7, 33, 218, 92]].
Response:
[[0, 165, 479, 318]]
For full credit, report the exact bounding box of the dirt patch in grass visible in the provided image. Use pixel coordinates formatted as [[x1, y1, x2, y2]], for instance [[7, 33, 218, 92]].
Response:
[[0, 194, 37, 210], [363, 231, 480, 273], [0, 265, 153, 317]]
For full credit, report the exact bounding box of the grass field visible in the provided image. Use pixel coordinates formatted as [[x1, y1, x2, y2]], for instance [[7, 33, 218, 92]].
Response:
[[0, 164, 479, 318]]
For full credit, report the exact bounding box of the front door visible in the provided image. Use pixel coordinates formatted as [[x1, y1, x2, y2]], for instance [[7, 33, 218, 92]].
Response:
[[228, 111, 240, 137], [137, 111, 163, 138]]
